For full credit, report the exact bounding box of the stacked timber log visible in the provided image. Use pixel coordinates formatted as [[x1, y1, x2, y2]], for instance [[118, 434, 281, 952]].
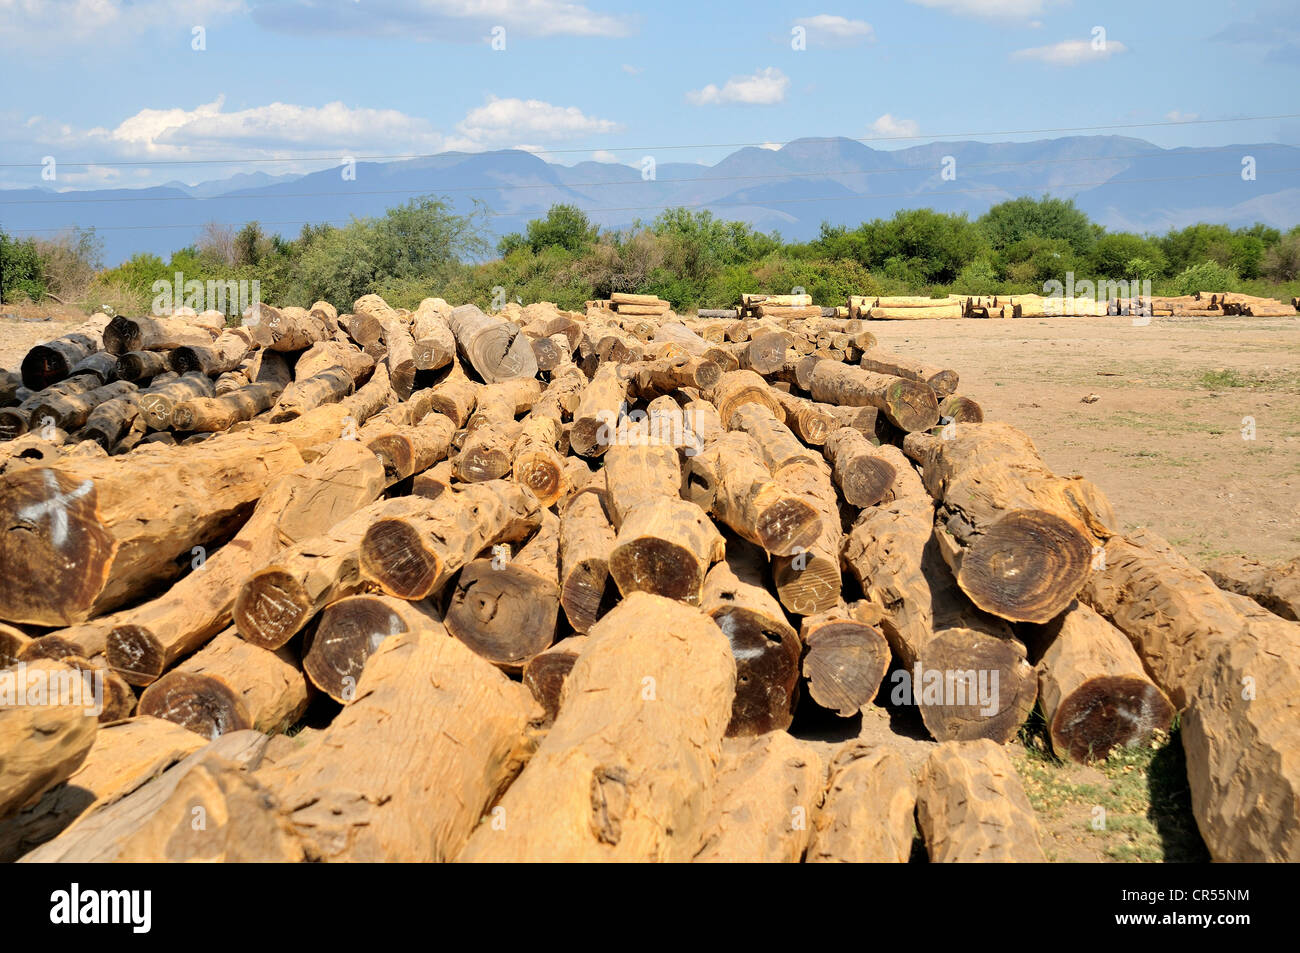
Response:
[[1, 291, 1297, 865], [739, 293, 821, 320]]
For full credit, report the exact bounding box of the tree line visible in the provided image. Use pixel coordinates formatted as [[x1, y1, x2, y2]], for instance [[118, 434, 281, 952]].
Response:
[[4, 194, 1299, 316]]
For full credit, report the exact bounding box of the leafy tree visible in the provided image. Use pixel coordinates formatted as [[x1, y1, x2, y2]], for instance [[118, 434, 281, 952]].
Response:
[[1169, 260, 1239, 296], [521, 204, 598, 254], [0, 229, 46, 301], [1262, 235, 1300, 282], [978, 196, 1096, 255], [1089, 233, 1166, 278]]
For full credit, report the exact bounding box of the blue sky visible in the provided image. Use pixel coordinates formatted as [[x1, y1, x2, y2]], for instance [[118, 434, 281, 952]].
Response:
[[1, 0, 1297, 191]]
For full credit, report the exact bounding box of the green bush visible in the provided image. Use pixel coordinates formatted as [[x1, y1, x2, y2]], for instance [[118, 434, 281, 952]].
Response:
[[1169, 260, 1239, 296], [0, 230, 47, 302]]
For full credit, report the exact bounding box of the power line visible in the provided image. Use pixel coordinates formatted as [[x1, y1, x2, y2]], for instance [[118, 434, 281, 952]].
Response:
[[7, 168, 1290, 235], [0, 113, 1296, 169], [3, 144, 1290, 208]]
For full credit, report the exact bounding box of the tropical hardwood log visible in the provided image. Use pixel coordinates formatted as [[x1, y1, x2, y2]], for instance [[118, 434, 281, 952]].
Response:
[[410, 299, 456, 371], [601, 443, 681, 527], [559, 471, 616, 633], [820, 425, 898, 507], [19, 731, 302, 862], [693, 732, 823, 862], [609, 497, 724, 605], [466, 377, 542, 433], [365, 417, 454, 485], [103, 315, 216, 355], [512, 411, 566, 507], [172, 381, 284, 432], [0, 660, 99, 820], [807, 743, 916, 863], [916, 740, 1046, 862], [267, 367, 355, 424], [56, 655, 135, 723], [426, 371, 480, 428], [627, 356, 721, 399], [0, 624, 31, 668], [0, 370, 21, 407], [69, 352, 118, 385], [938, 394, 984, 423], [292, 340, 375, 383], [458, 593, 734, 862], [0, 433, 306, 625], [700, 549, 801, 735], [0, 715, 205, 862], [904, 423, 1114, 623], [709, 369, 783, 425], [169, 328, 254, 377], [26, 380, 137, 433], [302, 595, 439, 703], [246, 304, 329, 352], [769, 460, 842, 616], [104, 441, 386, 683], [411, 459, 455, 500], [799, 604, 891, 717], [455, 418, 521, 482], [445, 512, 560, 670], [860, 348, 959, 396], [569, 363, 626, 458], [686, 431, 821, 557], [1, 373, 104, 440], [1027, 600, 1174, 763], [808, 360, 939, 432], [135, 372, 215, 430], [447, 304, 539, 383], [137, 629, 307, 738], [233, 495, 429, 650], [521, 635, 589, 725], [79, 396, 142, 450], [771, 390, 837, 445], [20, 317, 109, 389], [262, 626, 539, 862], [727, 402, 821, 473], [1204, 553, 1300, 621], [360, 480, 541, 600]]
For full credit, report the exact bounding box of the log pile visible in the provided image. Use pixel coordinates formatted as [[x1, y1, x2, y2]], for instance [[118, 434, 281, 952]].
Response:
[[1, 291, 1297, 864]]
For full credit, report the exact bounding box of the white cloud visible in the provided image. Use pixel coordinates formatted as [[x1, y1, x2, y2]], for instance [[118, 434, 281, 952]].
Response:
[[622, 64, 643, 74], [687, 67, 790, 106], [793, 15, 874, 45], [760, 142, 782, 151], [1013, 38, 1128, 65], [448, 97, 621, 150], [250, 0, 632, 40], [591, 150, 620, 162], [870, 114, 920, 138], [0, 0, 245, 48], [1166, 110, 1200, 122], [908, 0, 1048, 19]]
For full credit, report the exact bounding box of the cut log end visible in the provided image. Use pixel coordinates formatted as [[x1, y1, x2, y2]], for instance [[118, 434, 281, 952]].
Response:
[[839, 455, 898, 508], [917, 627, 1038, 744], [1050, 675, 1174, 763], [360, 518, 441, 600], [801, 620, 890, 716], [445, 562, 558, 668], [137, 671, 251, 740], [232, 569, 314, 650], [712, 607, 800, 736], [958, 510, 1093, 623], [609, 536, 707, 605]]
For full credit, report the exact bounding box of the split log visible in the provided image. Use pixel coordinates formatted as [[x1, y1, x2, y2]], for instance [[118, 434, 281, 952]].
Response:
[[820, 426, 898, 507], [521, 635, 588, 725], [303, 595, 439, 703], [445, 512, 560, 670], [360, 480, 541, 600], [172, 381, 284, 432], [233, 495, 431, 650], [1027, 600, 1173, 763], [447, 304, 539, 383], [458, 593, 735, 862], [103, 315, 216, 355], [261, 626, 540, 862], [693, 732, 823, 862], [700, 549, 801, 736], [916, 740, 1046, 862], [0, 432, 306, 625], [0, 660, 99, 819], [19, 731, 302, 862], [807, 743, 916, 863], [0, 715, 205, 862], [799, 604, 891, 717], [904, 423, 1115, 623], [1204, 554, 1300, 621], [137, 629, 309, 738], [860, 349, 959, 396], [808, 360, 939, 432], [105, 440, 385, 683]]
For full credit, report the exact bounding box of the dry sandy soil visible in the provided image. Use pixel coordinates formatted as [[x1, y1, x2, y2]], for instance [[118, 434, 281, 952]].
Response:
[[4, 306, 1296, 862]]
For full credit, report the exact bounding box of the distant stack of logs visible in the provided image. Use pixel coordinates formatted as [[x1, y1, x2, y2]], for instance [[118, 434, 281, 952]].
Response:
[[843, 291, 1299, 320], [1, 291, 1297, 864]]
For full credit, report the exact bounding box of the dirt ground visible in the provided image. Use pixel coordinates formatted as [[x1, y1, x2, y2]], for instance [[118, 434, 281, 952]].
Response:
[[4, 306, 1295, 862]]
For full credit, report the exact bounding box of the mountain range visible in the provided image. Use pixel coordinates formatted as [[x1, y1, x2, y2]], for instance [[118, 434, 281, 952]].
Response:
[[4, 136, 1298, 265]]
